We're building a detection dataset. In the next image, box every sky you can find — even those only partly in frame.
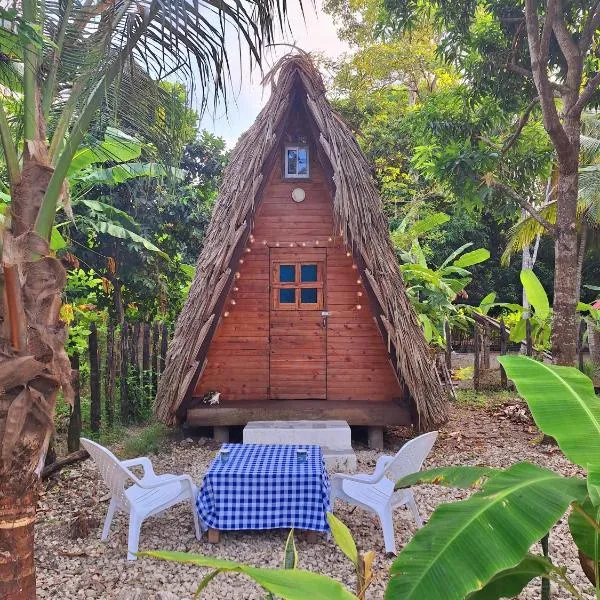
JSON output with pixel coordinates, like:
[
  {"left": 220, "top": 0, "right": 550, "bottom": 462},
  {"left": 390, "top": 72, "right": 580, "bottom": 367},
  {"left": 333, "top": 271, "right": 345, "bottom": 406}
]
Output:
[{"left": 197, "top": 1, "right": 350, "bottom": 148}]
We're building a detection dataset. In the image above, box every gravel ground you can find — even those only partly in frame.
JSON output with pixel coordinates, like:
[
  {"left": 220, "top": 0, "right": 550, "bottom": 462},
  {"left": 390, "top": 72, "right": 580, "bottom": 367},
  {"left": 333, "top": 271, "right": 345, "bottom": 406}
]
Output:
[{"left": 35, "top": 398, "right": 594, "bottom": 600}]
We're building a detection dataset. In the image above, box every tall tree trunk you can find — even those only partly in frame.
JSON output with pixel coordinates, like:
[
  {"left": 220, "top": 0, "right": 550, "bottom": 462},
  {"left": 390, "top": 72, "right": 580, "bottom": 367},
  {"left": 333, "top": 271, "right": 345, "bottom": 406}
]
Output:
[
  {"left": 0, "top": 488, "right": 37, "bottom": 598},
  {"left": 588, "top": 319, "right": 600, "bottom": 368},
  {"left": 1, "top": 150, "right": 72, "bottom": 598},
  {"left": 551, "top": 154, "right": 580, "bottom": 365}
]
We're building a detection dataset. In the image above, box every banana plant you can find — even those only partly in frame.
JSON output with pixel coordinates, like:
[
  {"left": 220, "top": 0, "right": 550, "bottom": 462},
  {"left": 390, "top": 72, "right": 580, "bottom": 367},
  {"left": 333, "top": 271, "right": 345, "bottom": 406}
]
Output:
[
  {"left": 139, "top": 513, "right": 373, "bottom": 599},
  {"left": 392, "top": 211, "right": 490, "bottom": 347},
  {"left": 386, "top": 355, "right": 600, "bottom": 600}
]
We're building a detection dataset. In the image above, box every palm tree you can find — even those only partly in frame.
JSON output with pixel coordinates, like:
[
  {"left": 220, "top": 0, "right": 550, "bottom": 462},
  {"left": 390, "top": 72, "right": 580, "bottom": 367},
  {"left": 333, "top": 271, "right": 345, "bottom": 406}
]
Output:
[
  {"left": 0, "top": 2, "right": 292, "bottom": 597},
  {"left": 502, "top": 112, "right": 600, "bottom": 366}
]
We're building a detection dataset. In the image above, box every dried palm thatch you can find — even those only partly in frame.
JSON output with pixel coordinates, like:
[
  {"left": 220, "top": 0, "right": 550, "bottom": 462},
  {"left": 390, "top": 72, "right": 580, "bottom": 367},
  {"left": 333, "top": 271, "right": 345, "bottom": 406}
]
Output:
[{"left": 155, "top": 53, "right": 449, "bottom": 430}]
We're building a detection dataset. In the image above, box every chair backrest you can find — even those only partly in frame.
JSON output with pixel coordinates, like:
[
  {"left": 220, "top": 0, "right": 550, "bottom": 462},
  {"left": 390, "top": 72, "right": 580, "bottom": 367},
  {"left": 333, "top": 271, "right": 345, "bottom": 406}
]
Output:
[
  {"left": 384, "top": 431, "right": 438, "bottom": 482},
  {"left": 81, "top": 438, "right": 136, "bottom": 509}
]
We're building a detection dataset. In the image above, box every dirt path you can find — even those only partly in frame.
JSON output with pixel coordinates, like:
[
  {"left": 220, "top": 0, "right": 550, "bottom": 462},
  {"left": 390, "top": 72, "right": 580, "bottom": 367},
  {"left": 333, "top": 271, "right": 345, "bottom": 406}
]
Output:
[{"left": 35, "top": 395, "right": 592, "bottom": 599}]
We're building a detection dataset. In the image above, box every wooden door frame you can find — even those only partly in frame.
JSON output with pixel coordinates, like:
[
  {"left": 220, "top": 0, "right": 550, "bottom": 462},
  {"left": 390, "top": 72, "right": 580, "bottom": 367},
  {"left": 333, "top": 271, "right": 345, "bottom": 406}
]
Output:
[{"left": 268, "top": 247, "right": 328, "bottom": 400}]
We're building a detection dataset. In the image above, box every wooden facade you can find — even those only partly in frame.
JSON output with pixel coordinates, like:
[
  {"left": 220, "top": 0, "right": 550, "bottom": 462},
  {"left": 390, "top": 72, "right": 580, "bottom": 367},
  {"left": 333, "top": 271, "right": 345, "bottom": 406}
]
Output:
[
  {"left": 192, "top": 120, "right": 406, "bottom": 422},
  {"left": 155, "top": 56, "right": 449, "bottom": 430}
]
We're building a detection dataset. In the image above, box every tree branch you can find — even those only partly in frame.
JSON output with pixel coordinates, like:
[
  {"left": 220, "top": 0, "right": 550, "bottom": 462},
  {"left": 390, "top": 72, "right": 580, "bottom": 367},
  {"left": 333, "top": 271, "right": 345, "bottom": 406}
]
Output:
[
  {"left": 579, "top": 2, "right": 600, "bottom": 53},
  {"left": 505, "top": 62, "right": 569, "bottom": 93},
  {"left": 489, "top": 181, "right": 556, "bottom": 235},
  {"left": 568, "top": 71, "right": 600, "bottom": 117},
  {"left": 524, "top": 0, "right": 573, "bottom": 162},
  {"left": 502, "top": 97, "right": 539, "bottom": 154}
]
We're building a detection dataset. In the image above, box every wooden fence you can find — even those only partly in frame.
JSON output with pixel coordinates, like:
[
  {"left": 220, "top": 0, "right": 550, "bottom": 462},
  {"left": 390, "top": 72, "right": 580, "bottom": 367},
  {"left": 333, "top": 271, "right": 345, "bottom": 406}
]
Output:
[{"left": 67, "top": 321, "right": 169, "bottom": 452}]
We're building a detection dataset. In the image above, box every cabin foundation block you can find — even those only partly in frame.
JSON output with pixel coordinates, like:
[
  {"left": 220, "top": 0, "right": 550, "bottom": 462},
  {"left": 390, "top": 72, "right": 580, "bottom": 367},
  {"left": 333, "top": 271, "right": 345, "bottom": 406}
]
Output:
[
  {"left": 368, "top": 427, "right": 384, "bottom": 450},
  {"left": 213, "top": 426, "right": 229, "bottom": 443}
]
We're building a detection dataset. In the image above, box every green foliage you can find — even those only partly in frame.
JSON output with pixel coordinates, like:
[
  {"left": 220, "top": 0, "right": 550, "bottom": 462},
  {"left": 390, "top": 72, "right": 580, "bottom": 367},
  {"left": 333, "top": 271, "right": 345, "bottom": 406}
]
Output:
[
  {"left": 385, "top": 356, "right": 600, "bottom": 599},
  {"left": 139, "top": 550, "right": 359, "bottom": 600},
  {"left": 121, "top": 423, "right": 168, "bottom": 459}
]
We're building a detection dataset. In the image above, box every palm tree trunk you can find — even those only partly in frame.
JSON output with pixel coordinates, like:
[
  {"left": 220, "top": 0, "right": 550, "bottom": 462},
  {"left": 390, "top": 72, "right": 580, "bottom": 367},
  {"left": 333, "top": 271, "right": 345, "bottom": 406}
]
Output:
[
  {"left": 0, "top": 488, "right": 37, "bottom": 599},
  {"left": 1, "top": 148, "right": 71, "bottom": 599}
]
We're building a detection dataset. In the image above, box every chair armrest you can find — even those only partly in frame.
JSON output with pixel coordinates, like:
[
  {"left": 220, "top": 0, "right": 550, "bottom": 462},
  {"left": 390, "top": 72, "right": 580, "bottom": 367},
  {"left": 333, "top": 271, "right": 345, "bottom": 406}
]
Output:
[
  {"left": 137, "top": 473, "right": 197, "bottom": 496},
  {"left": 121, "top": 457, "right": 156, "bottom": 478},
  {"left": 332, "top": 455, "right": 394, "bottom": 486}
]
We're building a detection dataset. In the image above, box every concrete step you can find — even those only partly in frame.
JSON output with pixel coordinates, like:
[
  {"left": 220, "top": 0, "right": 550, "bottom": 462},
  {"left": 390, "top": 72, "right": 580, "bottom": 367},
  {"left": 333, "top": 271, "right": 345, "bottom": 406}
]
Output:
[
  {"left": 322, "top": 448, "right": 357, "bottom": 473},
  {"left": 243, "top": 420, "right": 356, "bottom": 472},
  {"left": 243, "top": 420, "right": 351, "bottom": 451}
]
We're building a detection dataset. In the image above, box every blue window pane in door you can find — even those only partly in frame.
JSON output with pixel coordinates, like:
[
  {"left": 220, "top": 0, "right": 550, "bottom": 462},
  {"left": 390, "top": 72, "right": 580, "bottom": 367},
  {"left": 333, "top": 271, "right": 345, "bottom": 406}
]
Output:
[
  {"left": 279, "top": 264, "right": 295, "bottom": 282},
  {"left": 297, "top": 148, "right": 308, "bottom": 175},
  {"left": 300, "top": 288, "right": 317, "bottom": 304},
  {"left": 301, "top": 264, "right": 318, "bottom": 282},
  {"left": 280, "top": 288, "right": 296, "bottom": 304}
]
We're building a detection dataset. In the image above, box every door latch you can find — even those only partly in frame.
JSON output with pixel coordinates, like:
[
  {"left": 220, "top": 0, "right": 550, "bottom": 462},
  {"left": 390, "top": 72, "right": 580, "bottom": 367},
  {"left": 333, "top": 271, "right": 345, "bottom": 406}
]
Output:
[{"left": 321, "top": 311, "right": 329, "bottom": 328}]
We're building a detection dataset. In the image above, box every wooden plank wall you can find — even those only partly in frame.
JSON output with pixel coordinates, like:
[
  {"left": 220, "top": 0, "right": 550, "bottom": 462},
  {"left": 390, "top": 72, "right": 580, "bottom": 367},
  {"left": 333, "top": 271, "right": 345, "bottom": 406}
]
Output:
[{"left": 194, "top": 145, "right": 403, "bottom": 403}]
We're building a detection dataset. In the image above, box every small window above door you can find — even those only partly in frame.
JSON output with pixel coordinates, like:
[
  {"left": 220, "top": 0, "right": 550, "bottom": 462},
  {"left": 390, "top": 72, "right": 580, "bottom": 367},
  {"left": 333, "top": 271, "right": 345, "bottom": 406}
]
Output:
[{"left": 285, "top": 146, "right": 309, "bottom": 178}]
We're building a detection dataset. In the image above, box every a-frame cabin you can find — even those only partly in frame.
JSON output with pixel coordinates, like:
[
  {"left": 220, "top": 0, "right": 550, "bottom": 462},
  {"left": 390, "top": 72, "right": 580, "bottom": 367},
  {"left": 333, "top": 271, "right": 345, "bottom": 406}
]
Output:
[{"left": 155, "top": 55, "right": 448, "bottom": 432}]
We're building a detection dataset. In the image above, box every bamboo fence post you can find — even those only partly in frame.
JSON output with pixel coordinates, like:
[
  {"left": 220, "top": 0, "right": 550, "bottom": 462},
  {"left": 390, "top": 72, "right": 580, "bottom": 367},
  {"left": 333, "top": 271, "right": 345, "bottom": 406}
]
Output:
[
  {"left": 142, "top": 323, "right": 150, "bottom": 410},
  {"left": 160, "top": 322, "right": 168, "bottom": 374},
  {"left": 525, "top": 319, "right": 533, "bottom": 357},
  {"left": 499, "top": 318, "right": 508, "bottom": 389},
  {"left": 89, "top": 322, "right": 101, "bottom": 433},
  {"left": 473, "top": 323, "right": 480, "bottom": 391},
  {"left": 444, "top": 320, "right": 452, "bottom": 371},
  {"left": 130, "top": 322, "right": 140, "bottom": 419},
  {"left": 120, "top": 322, "right": 129, "bottom": 424},
  {"left": 482, "top": 322, "right": 490, "bottom": 370},
  {"left": 152, "top": 322, "right": 159, "bottom": 395},
  {"left": 67, "top": 354, "right": 81, "bottom": 453},
  {"left": 105, "top": 322, "right": 116, "bottom": 428},
  {"left": 577, "top": 318, "right": 586, "bottom": 372}
]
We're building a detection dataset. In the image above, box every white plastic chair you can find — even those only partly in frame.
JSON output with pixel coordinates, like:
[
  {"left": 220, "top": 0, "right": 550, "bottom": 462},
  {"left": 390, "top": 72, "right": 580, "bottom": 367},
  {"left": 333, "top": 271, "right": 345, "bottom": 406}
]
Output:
[
  {"left": 81, "top": 438, "right": 201, "bottom": 560},
  {"left": 330, "top": 431, "right": 438, "bottom": 555}
]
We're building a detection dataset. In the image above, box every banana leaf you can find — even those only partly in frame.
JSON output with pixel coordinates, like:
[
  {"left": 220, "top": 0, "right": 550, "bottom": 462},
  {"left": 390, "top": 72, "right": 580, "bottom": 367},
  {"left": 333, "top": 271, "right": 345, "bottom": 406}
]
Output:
[
  {"left": 498, "top": 355, "right": 600, "bottom": 469},
  {"left": 139, "top": 551, "right": 358, "bottom": 600},
  {"left": 568, "top": 498, "right": 600, "bottom": 566},
  {"left": 520, "top": 270, "right": 550, "bottom": 319},
  {"left": 466, "top": 554, "right": 558, "bottom": 600},
  {"left": 396, "top": 466, "right": 500, "bottom": 490},
  {"left": 386, "top": 463, "right": 587, "bottom": 600}
]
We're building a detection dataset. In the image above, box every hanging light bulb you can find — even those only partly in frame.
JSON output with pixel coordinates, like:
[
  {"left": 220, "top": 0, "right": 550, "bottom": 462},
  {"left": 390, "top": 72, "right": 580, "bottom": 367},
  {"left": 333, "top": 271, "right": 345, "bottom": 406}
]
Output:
[
  {"left": 346, "top": 251, "right": 351, "bottom": 257},
  {"left": 224, "top": 311, "right": 230, "bottom": 317},
  {"left": 235, "top": 272, "right": 241, "bottom": 279},
  {"left": 289, "top": 242, "right": 294, "bottom": 247},
  {"left": 239, "top": 258, "right": 244, "bottom": 264},
  {"left": 231, "top": 299, "right": 236, "bottom": 305},
  {"left": 262, "top": 240, "right": 267, "bottom": 245},
  {"left": 352, "top": 264, "right": 357, "bottom": 270},
  {"left": 315, "top": 240, "right": 320, "bottom": 245},
  {"left": 276, "top": 242, "right": 280, "bottom": 247},
  {"left": 246, "top": 247, "right": 251, "bottom": 253},
  {"left": 356, "top": 304, "right": 362, "bottom": 310},
  {"left": 233, "top": 287, "right": 239, "bottom": 292},
  {"left": 357, "top": 278, "right": 362, "bottom": 285},
  {"left": 357, "top": 291, "right": 363, "bottom": 297},
  {"left": 328, "top": 237, "right": 333, "bottom": 242}
]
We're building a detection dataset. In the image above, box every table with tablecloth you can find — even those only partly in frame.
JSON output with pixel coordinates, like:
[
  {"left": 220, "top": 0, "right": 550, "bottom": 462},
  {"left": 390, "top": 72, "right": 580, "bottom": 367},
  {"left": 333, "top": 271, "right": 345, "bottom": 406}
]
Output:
[{"left": 196, "top": 443, "right": 331, "bottom": 532}]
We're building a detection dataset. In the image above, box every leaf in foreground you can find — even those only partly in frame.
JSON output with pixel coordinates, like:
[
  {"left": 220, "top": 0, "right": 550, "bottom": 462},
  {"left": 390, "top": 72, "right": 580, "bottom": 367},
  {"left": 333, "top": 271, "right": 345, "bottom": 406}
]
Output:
[
  {"left": 499, "top": 355, "right": 600, "bottom": 469},
  {"left": 385, "top": 463, "right": 586, "bottom": 600},
  {"left": 139, "top": 551, "right": 358, "bottom": 600},
  {"left": 395, "top": 466, "right": 500, "bottom": 490},
  {"left": 466, "top": 554, "right": 557, "bottom": 600}
]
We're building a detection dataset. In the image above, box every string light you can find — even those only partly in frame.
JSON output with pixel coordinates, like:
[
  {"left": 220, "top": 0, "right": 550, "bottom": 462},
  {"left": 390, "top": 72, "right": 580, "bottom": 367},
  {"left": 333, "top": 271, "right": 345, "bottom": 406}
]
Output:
[
  {"left": 302, "top": 242, "right": 306, "bottom": 247},
  {"left": 246, "top": 247, "right": 251, "bottom": 253},
  {"left": 289, "top": 242, "right": 294, "bottom": 247},
  {"left": 328, "top": 237, "right": 333, "bottom": 242},
  {"left": 356, "top": 304, "right": 362, "bottom": 310},
  {"left": 262, "top": 240, "right": 267, "bottom": 245},
  {"left": 231, "top": 299, "right": 236, "bottom": 305},
  {"left": 352, "top": 264, "right": 357, "bottom": 270},
  {"left": 249, "top": 235, "right": 255, "bottom": 242},
  {"left": 357, "top": 291, "right": 363, "bottom": 297},
  {"left": 276, "top": 242, "right": 280, "bottom": 247},
  {"left": 233, "top": 287, "right": 239, "bottom": 292},
  {"left": 346, "top": 251, "right": 351, "bottom": 257},
  {"left": 239, "top": 258, "right": 244, "bottom": 264},
  {"left": 315, "top": 240, "right": 320, "bottom": 245},
  {"left": 357, "top": 278, "right": 362, "bottom": 285},
  {"left": 224, "top": 311, "right": 230, "bottom": 317},
  {"left": 235, "top": 272, "right": 241, "bottom": 279}
]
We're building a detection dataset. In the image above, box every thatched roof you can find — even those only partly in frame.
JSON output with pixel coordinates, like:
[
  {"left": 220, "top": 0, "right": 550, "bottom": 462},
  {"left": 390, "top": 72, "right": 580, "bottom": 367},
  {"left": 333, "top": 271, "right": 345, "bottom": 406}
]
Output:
[{"left": 155, "top": 54, "right": 449, "bottom": 429}]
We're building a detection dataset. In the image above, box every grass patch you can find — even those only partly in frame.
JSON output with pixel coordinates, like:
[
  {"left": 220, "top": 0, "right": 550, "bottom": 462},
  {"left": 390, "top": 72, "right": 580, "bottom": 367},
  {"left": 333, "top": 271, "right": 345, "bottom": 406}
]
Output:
[
  {"left": 121, "top": 422, "right": 168, "bottom": 458},
  {"left": 455, "top": 389, "right": 516, "bottom": 408}
]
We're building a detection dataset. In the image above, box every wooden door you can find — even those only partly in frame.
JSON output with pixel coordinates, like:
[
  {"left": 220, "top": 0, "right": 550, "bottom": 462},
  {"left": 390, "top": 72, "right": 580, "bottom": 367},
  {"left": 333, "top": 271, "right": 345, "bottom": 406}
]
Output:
[{"left": 269, "top": 249, "right": 327, "bottom": 399}]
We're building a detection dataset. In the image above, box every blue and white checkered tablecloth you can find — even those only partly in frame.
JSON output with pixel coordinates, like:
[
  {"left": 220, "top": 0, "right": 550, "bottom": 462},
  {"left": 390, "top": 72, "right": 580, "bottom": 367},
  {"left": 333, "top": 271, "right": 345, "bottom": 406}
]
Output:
[{"left": 196, "top": 444, "right": 331, "bottom": 532}]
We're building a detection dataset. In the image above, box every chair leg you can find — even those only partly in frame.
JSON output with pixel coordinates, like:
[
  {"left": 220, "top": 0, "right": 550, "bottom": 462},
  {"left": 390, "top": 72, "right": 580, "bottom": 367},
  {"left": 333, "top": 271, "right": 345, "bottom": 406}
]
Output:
[
  {"left": 127, "top": 512, "right": 143, "bottom": 560},
  {"left": 377, "top": 507, "right": 397, "bottom": 555},
  {"left": 407, "top": 492, "right": 424, "bottom": 529},
  {"left": 190, "top": 498, "right": 201, "bottom": 541},
  {"left": 101, "top": 498, "right": 117, "bottom": 541}
]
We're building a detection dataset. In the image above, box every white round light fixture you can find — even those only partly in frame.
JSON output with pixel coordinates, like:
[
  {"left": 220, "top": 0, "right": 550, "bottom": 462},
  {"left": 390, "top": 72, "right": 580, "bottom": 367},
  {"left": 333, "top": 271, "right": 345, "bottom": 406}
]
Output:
[{"left": 291, "top": 187, "right": 306, "bottom": 203}]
